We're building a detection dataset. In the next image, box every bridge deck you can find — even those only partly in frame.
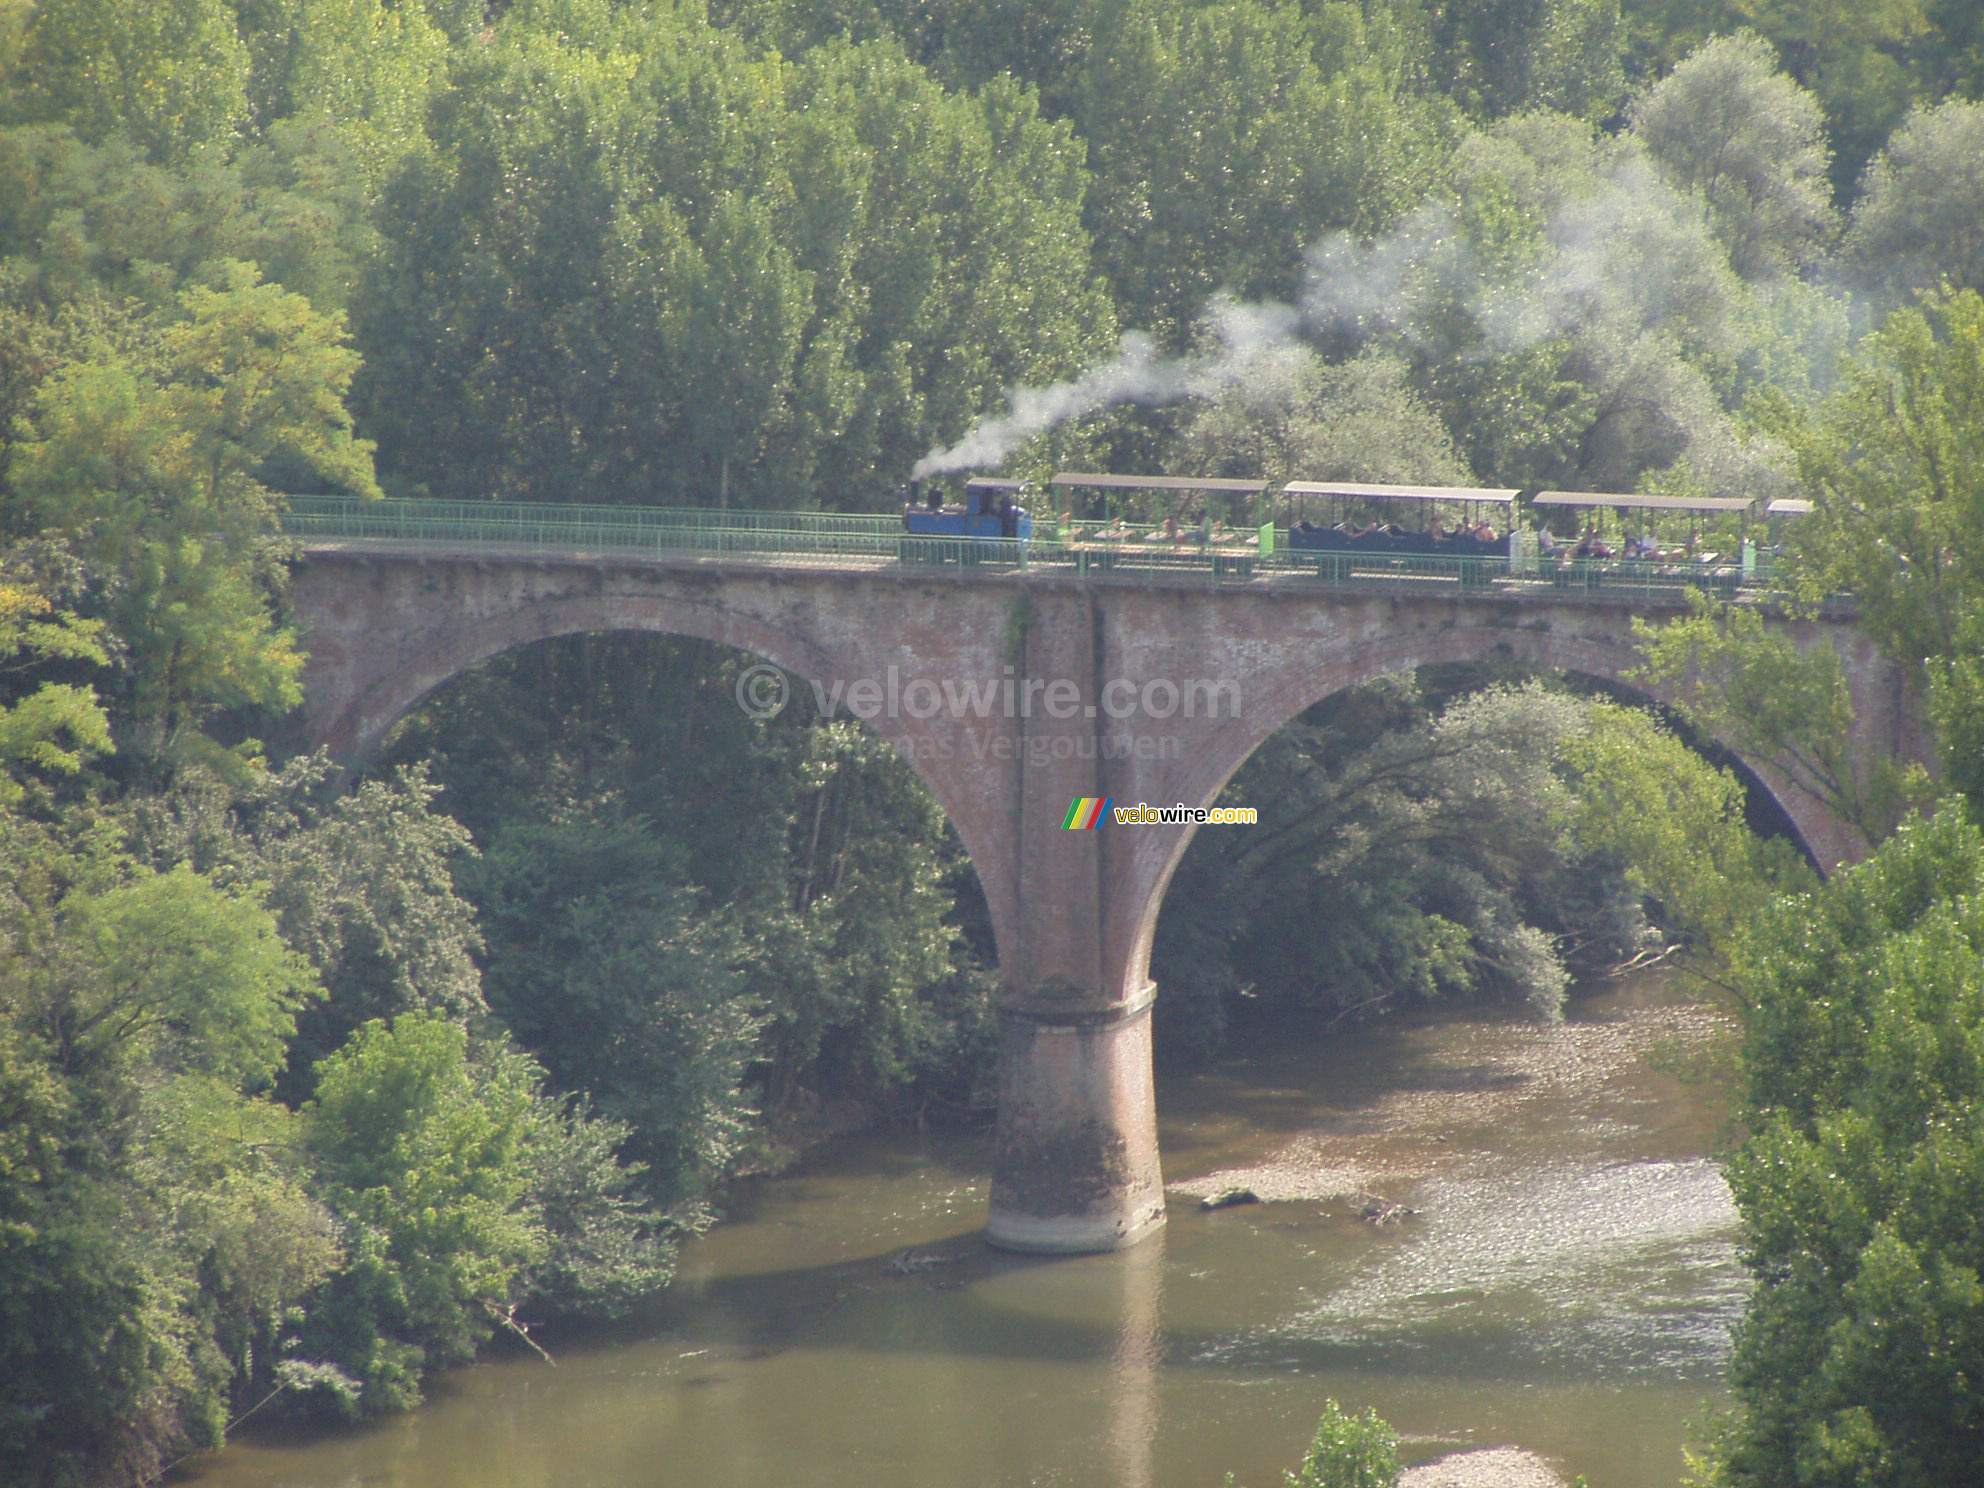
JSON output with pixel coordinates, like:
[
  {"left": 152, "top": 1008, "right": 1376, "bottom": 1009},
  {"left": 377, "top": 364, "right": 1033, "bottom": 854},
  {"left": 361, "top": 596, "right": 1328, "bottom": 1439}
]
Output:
[{"left": 285, "top": 496, "right": 1817, "bottom": 611}]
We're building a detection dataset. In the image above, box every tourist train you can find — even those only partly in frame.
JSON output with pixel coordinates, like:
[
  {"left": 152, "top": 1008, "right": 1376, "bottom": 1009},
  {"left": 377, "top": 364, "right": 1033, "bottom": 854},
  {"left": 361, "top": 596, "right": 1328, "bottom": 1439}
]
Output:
[{"left": 898, "top": 471, "right": 1795, "bottom": 591}]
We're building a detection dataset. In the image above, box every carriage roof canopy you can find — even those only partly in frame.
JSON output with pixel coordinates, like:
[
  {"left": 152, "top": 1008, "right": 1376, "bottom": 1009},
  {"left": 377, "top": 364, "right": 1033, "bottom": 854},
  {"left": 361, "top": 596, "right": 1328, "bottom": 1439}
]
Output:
[
  {"left": 1282, "top": 481, "right": 1519, "bottom": 505},
  {"left": 1533, "top": 490, "right": 1755, "bottom": 513},
  {"left": 1051, "top": 472, "right": 1270, "bottom": 493},
  {"left": 1765, "top": 498, "right": 1814, "bottom": 515}
]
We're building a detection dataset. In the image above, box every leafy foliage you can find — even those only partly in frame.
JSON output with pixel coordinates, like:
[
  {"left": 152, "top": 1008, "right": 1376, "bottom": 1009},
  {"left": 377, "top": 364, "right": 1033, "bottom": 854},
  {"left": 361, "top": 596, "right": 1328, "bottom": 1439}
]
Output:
[
  {"left": 1226, "top": 1397, "right": 1400, "bottom": 1488},
  {"left": 1631, "top": 588, "right": 1927, "bottom": 852},
  {"left": 1710, "top": 810, "right": 1984, "bottom": 1486},
  {"left": 299, "top": 1013, "right": 546, "bottom": 1413},
  {"left": 1842, "top": 99, "right": 1984, "bottom": 306},
  {"left": 1766, "top": 289, "right": 1984, "bottom": 817},
  {"left": 1628, "top": 31, "right": 1836, "bottom": 280},
  {"left": 1285, "top": 1398, "right": 1401, "bottom": 1488},
  {"left": 1559, "top": 697, "right": 1815, "bottom": 956},
  {"left": 1155, "top": 676, "right": 1652, "bottom": 1056},
  {"left": 467, "top": 813, "right": 758, "bottom": 1205}
]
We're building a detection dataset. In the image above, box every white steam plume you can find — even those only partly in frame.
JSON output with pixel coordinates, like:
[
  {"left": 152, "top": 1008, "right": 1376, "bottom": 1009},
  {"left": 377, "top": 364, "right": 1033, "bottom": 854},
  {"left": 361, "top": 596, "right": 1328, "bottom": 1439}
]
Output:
[
  {"left": 910, "top": 301, "right": 1299, "bottom": 478},
  {"left": 916, "top": 142, "right": 1820, "bottom": 498}
]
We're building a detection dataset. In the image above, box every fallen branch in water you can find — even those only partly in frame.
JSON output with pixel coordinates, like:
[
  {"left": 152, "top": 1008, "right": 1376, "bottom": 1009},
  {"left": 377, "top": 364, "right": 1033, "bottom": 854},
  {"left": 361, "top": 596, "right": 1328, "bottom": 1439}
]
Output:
[
  {"left": 1603, "top": 943, "right": 1682, "bottom": 977},
  {"left": 485, "top": 1300, "right": 557, "bottom": 1366}
]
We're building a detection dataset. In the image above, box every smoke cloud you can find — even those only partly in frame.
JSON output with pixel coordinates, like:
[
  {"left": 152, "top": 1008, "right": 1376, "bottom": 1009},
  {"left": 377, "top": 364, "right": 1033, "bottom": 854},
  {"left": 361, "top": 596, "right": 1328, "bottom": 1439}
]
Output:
[
  {"left": 911, "top": 301, "right": 1301, "bottom": 478},
  {"left": 916, "top": 141, "right": 1817, "bottom": 498}
]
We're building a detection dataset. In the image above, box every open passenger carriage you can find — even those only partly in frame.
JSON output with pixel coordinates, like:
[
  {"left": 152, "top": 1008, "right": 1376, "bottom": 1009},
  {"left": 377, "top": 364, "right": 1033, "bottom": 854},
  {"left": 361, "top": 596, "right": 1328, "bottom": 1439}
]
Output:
[
  {"left": 1048, "top": 473, "right": 1272, "bottom": 577},
  {"left": 1283, "top": 481, "right": 1521, "bottom": 585},
  {"left": 1530, "top": 491, "right": 1757, "bottom": 595}
]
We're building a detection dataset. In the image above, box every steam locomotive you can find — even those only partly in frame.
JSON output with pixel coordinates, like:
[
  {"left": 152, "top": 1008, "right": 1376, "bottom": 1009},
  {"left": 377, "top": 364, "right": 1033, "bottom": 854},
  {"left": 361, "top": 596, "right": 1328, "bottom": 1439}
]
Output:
[{"left": 902, "top": 477, "right": 1034, "bottom": 541}]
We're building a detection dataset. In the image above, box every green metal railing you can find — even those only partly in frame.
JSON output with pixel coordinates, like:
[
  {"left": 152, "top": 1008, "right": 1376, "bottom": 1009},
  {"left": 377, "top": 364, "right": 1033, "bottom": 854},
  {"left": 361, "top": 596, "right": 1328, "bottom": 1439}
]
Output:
[{"left": 279, "top": 496, "right": 1789, "bottom": 604}]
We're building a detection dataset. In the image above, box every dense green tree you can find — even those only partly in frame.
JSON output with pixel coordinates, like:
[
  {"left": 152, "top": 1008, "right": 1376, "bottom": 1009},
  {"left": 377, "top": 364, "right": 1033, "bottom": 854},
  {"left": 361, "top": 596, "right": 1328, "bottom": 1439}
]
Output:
[
  {"left": 1617, "top": 0, "right": 1934, "bottom": 194},
  {"left": 297, "top": 1012, "right": 546, "bottom": 1415},
  {"left": 1285, "top": 1397, "right": 1401, "bottom": 1488},
  {"left": 467, "top": 813, "right": 758, "bottom": 1204},
  {"left": 136, "top": 757, "right": 489, "bottom": 1079},
  {"left": 1913, "top": 0, "right": 1984, "bottom": 100},
  {"left": 0, "top": 563, "right": 110, "bottom": 801},
  {"left": 0, "top": 819, "right": 334, "bottom": 1484},
  {"left": 1628, "top": 31, "right": 1835, "bottom": 279},
  {"left": 1630, "top": 589, "right": 1925, "bottom": 852},
  {"left": 1762, "top": 289, "right": 1984, "bottom": 813},
  {"left": 1171, "top": 344, "right": 1475, "bottom": 487},
  {"left": 1155, "top": 677, "right": 1642, "bottom": 1055},
  {"left": 357, "top": 12, "right": 1110, "bottom": 509},
  {"left": 8, "top": 265, "right": 375, "bottom": 763},
  {"left": 395, "top": 633, "right": 974, "bottom": 1132},
  {"left": 1708, "top": 809, "right": 1984, "bottom": 1486},
  {"left": 1074, "top": 0, "right": 1448, "bottom": 341},
  {"left": 1410, "top": 0, "right": 1628, "bottom": 120},
  {"left": 44, "top": 863, "right": 319, "bottom": 1085},
  {"left": 0, "top": 121, "right": 377, "bottom": 317},
  {"left": 1560, "top": 696, "right": 1815, "bottom": 958},
  {"left": 1841, "top": 100, "right": 1984, "bottom": 306},
  {"left": 3, "top": 0, "right": 250, "bottom": 161},
  {"left": 231, "top": 0, "right": 445, "bottom": 172},
  {"left": 745, "top": 720, "right": 961, "bottom": 1106}
]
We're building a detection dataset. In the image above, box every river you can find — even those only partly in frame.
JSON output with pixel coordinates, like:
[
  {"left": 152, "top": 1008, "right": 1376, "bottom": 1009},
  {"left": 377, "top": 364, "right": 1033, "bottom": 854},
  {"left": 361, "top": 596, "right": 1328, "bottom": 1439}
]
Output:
[{"left": 182, "top": 973, "right": 1741, "bottom": 1488}]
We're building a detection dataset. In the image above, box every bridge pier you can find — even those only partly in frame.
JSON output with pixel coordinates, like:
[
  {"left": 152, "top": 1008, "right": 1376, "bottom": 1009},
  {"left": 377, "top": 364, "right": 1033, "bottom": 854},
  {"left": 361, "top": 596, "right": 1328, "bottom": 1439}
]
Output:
[
  {"left": 985, "top": 588, "right": 1167, "bottom": 1250},
  {"left": 988, "top": 991, "right": 1165, "bottom": 1251}
]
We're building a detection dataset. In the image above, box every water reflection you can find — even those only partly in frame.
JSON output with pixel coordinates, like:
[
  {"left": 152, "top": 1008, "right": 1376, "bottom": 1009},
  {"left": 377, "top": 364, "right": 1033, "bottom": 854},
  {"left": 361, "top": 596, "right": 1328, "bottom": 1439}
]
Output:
[{"left": 1106, "top": 1233, "right": 1165, "bottom": 1488}]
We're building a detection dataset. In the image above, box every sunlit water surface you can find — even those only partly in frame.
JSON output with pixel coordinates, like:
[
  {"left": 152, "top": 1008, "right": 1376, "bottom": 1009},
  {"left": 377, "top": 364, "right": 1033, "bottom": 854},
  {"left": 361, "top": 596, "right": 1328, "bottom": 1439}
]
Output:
[{"left": 182, "top": 975, "right": 1739, "bottom": 1488}]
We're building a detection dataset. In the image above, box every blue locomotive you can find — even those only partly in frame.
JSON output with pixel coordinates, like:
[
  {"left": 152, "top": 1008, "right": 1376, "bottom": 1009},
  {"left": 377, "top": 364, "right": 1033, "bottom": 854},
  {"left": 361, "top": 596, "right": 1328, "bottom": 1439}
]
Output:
[{"left": 902, "top": 477, "right": 1034, "bottom": 542}]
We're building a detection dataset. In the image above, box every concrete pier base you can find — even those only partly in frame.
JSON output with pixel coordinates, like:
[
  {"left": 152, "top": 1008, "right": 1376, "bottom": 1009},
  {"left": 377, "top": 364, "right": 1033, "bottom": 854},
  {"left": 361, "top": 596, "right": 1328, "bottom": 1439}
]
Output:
[{"left": 986, "top": 987, "right": 1166, "bottom": 1253}]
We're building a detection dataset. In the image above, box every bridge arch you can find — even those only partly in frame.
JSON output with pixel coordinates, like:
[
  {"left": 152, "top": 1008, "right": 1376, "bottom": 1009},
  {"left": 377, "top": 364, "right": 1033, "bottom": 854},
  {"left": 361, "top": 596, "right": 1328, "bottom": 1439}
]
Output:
[
  {"left": 1099, "top": 611, "right": 1857, "bottom": 1045},
  {"left": 290, "top": 559, "right": 1031, "bottom": 949}
]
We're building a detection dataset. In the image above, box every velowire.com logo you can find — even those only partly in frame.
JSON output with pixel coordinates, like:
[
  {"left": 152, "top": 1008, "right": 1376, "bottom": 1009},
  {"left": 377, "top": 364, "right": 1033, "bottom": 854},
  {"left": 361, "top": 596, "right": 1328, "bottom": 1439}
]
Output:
[
  {"left": 1063, "top": 797, "right": 1113, "bottom": 829},
  {"left": 1064, "top": 798, "right": 1256, "bottom": 828}
]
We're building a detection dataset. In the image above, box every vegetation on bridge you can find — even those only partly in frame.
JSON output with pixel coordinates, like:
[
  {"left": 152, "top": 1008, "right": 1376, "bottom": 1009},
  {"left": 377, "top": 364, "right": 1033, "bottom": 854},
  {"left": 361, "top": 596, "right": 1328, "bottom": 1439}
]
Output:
[{"left": 1, "top": 0, "right": 1984, "bottom": 1483}]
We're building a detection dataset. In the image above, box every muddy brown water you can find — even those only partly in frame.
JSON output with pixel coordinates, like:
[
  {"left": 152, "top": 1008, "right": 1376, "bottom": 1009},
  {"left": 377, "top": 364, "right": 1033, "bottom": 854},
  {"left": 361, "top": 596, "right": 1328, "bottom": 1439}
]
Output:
[{"left": 182, "top": 974, "right": 1740, "bottom": 1488}]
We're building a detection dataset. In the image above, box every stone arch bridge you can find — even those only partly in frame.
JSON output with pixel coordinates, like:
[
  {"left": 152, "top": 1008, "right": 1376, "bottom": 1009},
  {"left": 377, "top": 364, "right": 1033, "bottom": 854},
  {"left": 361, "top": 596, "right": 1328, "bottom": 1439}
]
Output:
[{"left": 288, "top": 529, "right": 1915, "bottom": 1255}]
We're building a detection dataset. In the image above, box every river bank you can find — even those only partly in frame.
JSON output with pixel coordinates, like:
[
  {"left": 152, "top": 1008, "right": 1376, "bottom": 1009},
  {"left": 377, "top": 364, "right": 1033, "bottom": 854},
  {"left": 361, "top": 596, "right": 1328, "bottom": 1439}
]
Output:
[{"left": 182, "top": 973, "right": 1738, "bottom": 1488}]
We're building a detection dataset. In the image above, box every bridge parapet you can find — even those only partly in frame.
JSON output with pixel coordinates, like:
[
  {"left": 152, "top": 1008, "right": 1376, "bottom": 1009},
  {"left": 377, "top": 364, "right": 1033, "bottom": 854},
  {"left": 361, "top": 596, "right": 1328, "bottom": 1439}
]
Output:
[{"left": 281, "top": 495, "right": 1825, "bottom": 608}]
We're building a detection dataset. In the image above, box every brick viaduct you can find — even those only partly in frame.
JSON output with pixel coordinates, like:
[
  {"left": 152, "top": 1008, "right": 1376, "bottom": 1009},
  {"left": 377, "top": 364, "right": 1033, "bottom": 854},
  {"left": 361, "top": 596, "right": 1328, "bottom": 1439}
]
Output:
[{"left": 289, "top": 545, "right": 1919, "bottom": 1254}]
